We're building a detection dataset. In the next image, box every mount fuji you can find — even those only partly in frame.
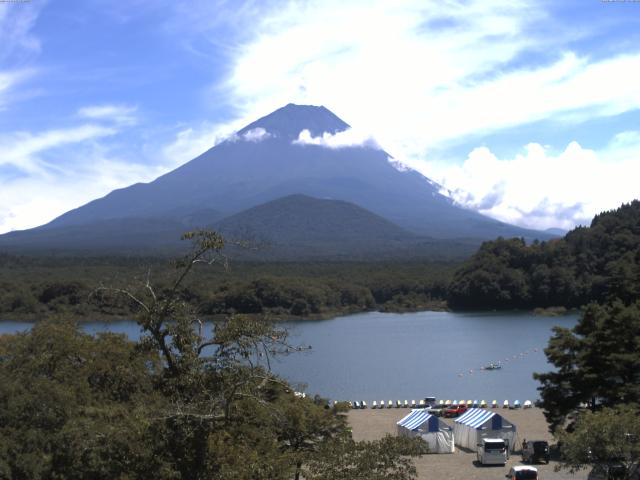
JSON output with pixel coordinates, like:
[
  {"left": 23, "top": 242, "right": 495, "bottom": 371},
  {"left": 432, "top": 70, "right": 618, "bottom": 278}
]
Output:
[{"left": 0, "top": 104, "right": 551, "bottom": 257}]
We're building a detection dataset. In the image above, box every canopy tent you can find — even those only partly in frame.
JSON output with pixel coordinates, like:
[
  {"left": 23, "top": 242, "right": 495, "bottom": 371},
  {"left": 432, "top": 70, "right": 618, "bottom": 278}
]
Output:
[
  {"left": 453, "top": 408, "right": 516, "bottom": 452},
  {"left": 397, "top": 410, "right": 455, "bottom": 453}
]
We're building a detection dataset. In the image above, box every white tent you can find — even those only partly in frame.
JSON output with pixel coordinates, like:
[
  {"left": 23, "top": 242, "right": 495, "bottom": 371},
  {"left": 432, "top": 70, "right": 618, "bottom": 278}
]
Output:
[
  {"left": 453, "top": 408, "right": 516, "bottom": 452},
  {"left": 397, "top": 410, "right": 455, "bottom": 453}
]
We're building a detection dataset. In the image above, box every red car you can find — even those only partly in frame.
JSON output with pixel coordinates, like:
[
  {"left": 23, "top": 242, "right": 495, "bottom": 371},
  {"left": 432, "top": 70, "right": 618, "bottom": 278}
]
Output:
[{"left": 443, "top": 404, "right": 468, "bottom": 417}]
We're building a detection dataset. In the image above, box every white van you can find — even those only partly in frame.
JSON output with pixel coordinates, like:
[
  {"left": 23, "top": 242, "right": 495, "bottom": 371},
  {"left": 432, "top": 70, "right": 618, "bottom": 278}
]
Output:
[{"left": 477, "top": 438, "right": 508, "bottom": 465}]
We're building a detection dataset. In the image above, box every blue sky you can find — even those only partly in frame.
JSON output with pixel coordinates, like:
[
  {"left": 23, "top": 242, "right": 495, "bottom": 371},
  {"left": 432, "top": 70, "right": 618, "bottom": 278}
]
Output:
[{"left": 1, "top": 0, "right": 639, "bottom": 233}]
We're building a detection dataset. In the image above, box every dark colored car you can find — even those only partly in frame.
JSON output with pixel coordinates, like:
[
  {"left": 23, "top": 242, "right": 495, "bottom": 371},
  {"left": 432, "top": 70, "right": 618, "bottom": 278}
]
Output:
[
  {"left": 443, "top": 404, "right": 467, "bottom": 417},
  {"left": 424, "top": 396, "right": 437, "bottom": 407},
  {"left": 522, "top": 440, "right": 550, "bottom": 464}
]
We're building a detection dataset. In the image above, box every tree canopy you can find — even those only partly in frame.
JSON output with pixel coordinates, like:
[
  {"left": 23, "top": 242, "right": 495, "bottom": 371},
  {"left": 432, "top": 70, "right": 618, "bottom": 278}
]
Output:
[
  {"left": 556, "top": 406, "right": 640, "bottom": 480},
  {"left": 448, "top": 201, "right": 640, "bottom": 310},
  {"left": 534, "top": 300, "right": 640, "bottom": 432}
]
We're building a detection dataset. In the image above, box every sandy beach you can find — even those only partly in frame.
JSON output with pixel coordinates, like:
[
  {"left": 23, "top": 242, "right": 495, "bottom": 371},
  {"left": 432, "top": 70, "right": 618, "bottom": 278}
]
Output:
[{"left": 348, "top": 407, "right": 589, "bottom": 480}]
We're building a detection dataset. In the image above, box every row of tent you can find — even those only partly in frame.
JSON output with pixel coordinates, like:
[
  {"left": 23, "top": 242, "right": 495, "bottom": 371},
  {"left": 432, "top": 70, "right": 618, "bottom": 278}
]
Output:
[{"left": 397, "top": 408, "right": 517, "bottom": 454}]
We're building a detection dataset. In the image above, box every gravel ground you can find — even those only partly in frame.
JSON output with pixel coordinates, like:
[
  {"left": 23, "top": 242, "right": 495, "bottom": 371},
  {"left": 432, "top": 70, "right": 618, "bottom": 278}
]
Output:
[{"left": 347, "top": 407, "right": 590, "bottom": 480}]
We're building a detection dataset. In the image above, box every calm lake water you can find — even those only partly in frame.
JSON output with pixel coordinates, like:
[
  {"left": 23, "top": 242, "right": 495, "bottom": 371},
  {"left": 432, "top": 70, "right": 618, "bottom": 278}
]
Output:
[{"left": 0, "top": 310, "right": 578, "bottom": 403}]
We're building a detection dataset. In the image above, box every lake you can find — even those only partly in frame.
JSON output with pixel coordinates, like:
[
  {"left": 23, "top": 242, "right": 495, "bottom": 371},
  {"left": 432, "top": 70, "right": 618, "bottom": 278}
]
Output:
[{"left": 0, "top": 310, "right": 578, "bottom": 404}]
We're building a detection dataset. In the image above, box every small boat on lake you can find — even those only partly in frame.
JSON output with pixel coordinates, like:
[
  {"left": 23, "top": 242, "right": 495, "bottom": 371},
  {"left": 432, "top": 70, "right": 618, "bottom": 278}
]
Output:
[{"left": 484, "top": 362, "right": 502, "bottom": 370}]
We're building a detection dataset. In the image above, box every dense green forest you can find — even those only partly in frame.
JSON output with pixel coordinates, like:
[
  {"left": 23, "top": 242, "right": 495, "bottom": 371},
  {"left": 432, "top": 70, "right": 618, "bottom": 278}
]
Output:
[
  {"left": 448, "top": 201, "right": 640, "bottom": 310},
  {"left": 0, "top": 254, "right": 454, "bottom": 321},
  {"left": 2, "top": 201, "right": 639, "bottom": 320}
]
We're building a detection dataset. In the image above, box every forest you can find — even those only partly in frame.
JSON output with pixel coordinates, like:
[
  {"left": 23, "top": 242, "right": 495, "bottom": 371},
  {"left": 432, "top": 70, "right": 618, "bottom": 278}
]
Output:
[
  {"left": 1, "top": 201, "right": 639, "bottom": 321},
  {"left": 448, "top": 201, "right": 640, "bottom": 310},
  {"left": 0, "top": 255, "right": 454, "bottom": 321}
]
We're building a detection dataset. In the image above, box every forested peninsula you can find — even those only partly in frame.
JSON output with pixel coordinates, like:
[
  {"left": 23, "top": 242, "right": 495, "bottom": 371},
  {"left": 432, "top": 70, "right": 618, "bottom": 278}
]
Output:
[{"left": 448, "top": 200, "right": 640, "bottom": 310}]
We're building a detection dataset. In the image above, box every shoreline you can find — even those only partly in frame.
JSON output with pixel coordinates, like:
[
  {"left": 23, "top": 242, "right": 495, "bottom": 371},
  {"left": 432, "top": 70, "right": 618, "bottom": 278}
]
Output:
[{"left": 0, "top": 302, "right": 579, "bottom": 324}]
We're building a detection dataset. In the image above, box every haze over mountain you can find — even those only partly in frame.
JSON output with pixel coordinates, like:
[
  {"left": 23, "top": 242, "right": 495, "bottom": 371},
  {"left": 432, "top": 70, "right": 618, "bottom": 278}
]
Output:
[{"left": 0, "top": 104, "right": 552, "bottom": 257}]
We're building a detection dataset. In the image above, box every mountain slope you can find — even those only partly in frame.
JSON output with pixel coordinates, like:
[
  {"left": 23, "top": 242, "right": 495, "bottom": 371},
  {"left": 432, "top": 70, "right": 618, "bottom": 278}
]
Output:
[
  {"left": 0, "top": 103, "right": 552, "bottom": 256},
  {"left": 214, "top": 194, "right": 476, "bottom": 260}
]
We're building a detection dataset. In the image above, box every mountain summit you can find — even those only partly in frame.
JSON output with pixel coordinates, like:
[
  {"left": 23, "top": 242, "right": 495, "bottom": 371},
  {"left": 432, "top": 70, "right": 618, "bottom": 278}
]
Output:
[
  {"left": 238, "top": 103, "right": 349, "bottom": 140},
  {"left": 0, "top": 104, "right": 551, "bottom": 256}
]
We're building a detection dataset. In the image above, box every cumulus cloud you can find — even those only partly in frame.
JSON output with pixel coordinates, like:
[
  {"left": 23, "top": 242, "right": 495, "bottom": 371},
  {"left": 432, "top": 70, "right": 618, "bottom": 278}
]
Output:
[
  {"left": 422, "top": 135, "right": 640, "bottom": 231},
  {"left": 292, "top": 128, "right": 379, "bottom": 149}
]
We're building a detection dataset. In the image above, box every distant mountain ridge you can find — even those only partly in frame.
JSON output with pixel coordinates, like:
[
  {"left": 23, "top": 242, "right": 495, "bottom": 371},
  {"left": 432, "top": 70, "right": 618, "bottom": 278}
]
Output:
[{"left": 0, "top": 104, "right": 553, "bottom": 258}]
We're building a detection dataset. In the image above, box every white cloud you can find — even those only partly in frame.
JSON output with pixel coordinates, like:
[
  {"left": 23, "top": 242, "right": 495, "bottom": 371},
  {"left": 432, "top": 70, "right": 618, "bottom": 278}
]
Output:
[
  {"left": 0, "top": 1, "right": 43, "bottom": 62},
  {"left": 0, "top": 156, "right": 162, "bottom": 234},
  {"left": 0, "top": 124, "right": 117, "bottom": 175},
  {"left": 0, "top": 68, "right": 37, "bottom": 110},
  {"left": 241, "top": 127, "right": 271, "bottom": 142},
  {"left": 0, "top": 123, "right": 166, "bottom": 234},
  {"left": 0, "top": 2, "right": 44, "bottom": 109},
  {"left": 77, "top": 104, "right": 138, "bottom": 126},
  {"left": 214, "top": 1, "right": 640, "bottom": 165},
  {"left": 161, "top": 121, "right": 239, "bottom": 167},
  {"left": 421, "top": 135, "right": 640, "bottom": 231},
  {"left": 293, "top": 128, "right": 380, "bottom": 149}
]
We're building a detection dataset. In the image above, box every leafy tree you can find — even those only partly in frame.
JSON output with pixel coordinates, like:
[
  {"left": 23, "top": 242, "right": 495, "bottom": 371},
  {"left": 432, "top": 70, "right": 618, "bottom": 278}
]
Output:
[
  {"left": 0, "top": 318, "right": 164, "bottom": 479},
  {"left": 556, "top": 406, "right": 640, "bottom": 480},
  {"left": 534, "top": 300, "right": 640, "bottom": 432},
  {"left": 304, "top": 433, "right": 427, "bottom": 480}
]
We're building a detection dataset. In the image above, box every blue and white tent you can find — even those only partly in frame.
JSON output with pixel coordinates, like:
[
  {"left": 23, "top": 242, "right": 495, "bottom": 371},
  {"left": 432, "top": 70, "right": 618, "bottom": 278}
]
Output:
[
  {"left": 453, "top": 408, "right": 516, "bottom": 452},
  {"left": 397, "top": 410, "right": 454, "bottom": 453}
]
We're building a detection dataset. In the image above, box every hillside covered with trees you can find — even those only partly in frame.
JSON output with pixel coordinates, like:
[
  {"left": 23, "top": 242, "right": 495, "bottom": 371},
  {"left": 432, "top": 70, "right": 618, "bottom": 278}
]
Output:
[{"left": 448, "top": 201, "right": 640, "bottom": 310}]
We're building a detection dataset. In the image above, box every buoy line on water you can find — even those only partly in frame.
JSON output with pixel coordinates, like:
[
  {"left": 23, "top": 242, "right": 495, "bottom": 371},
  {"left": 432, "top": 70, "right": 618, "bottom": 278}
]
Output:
[{"left": 456, "top": 347, "right": 541, "bottom": 378}]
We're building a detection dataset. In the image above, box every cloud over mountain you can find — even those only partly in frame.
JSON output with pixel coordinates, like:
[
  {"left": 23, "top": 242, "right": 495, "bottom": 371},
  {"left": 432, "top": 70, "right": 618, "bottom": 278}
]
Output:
[{"left": 427, "top": 138, "right": 640, "bottom": 230}]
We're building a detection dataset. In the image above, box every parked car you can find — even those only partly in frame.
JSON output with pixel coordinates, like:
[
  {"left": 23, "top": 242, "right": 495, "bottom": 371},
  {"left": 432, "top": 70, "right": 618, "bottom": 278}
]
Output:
[
  {"left": 506, "top": 466, "right": 538, "bottom": 480},
  {"left": 424, "top": 396, "right": 437, "bottom": 407},
  {"left": 443, "top": 404, "right": 467, "bottom": 417},
  {"left": 477, "top": 438, "right": 508, "bottom": 465},
  {"left": 426, "top": 404, "right": 448, "bottom": 416},
  {"left": 522, "top": 440, "right": 550, "bottom": 464}
]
